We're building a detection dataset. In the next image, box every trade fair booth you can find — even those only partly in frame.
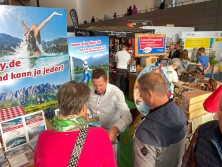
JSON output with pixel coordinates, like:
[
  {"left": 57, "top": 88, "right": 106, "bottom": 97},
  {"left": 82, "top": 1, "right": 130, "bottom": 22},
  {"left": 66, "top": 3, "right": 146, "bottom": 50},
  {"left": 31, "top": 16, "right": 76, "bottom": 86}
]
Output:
[{"left": 0, "top": 4, "right": 221, "bottom": 167}]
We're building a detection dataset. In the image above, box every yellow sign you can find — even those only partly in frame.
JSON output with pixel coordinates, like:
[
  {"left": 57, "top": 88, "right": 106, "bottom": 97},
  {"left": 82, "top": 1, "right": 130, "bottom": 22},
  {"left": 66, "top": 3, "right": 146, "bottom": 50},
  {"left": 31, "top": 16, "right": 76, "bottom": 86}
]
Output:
[
  {"left": 184, "top": 38, "right": 210, "bottom": 49},
  {"left": 215, "top": 38, "right": 222, "bottom": 42}
]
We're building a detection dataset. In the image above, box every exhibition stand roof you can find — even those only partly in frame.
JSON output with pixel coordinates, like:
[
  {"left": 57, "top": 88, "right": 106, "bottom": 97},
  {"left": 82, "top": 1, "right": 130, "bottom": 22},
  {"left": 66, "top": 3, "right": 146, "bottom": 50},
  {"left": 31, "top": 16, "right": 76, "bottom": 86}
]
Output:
[{"left": 68, "top": 26, "right": 155, "bottom": 39}]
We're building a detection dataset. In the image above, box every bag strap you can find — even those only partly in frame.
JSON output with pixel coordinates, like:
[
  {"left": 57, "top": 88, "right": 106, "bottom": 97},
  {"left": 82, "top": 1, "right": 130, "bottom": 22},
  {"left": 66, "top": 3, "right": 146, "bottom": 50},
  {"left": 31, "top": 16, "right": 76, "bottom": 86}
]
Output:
[
  {"left": 182, "top": 62, "right": 186, "bottom": 70},
  {"left": 68, "top": 128, "right": 88, "bottom": 167}
]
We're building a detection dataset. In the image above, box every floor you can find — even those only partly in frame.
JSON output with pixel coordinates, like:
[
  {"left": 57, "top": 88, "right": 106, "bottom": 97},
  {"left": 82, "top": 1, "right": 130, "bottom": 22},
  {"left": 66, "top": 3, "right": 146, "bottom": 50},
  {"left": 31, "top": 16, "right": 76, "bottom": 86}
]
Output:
[{"left": 118, "top": 94, "right": 137, "bottom": 167}]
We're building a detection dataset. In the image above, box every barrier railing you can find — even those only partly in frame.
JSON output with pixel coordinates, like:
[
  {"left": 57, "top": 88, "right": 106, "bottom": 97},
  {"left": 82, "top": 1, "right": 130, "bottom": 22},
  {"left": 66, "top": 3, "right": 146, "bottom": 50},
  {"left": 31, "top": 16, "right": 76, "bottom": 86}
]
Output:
[{"left": 72, "top": 0, "right": 211, "bottom": 26}]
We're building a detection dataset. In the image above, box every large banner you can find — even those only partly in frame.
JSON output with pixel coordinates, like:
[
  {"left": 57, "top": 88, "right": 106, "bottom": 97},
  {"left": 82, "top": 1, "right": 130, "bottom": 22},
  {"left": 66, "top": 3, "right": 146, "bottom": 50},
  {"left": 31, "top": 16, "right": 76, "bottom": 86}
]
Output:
[
  {"left": 180, "top": 31, "right": 222, "bottom": 61},
  {"left": 68, "top": 37, "right": 109, "bottom": 85},
  {"left": 135, "top": 34, "right": 166, "bottom": 57},
  {"left": 0, "top": 6, "right": 70, "bottom": 111}
]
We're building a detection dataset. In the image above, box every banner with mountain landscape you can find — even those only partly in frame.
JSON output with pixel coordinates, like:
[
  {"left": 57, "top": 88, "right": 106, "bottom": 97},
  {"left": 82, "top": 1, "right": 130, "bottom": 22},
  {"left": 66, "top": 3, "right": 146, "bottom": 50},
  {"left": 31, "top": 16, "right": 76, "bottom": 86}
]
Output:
[
  {"left": 68, "top": 37, "right": 109, "bottom": 85},
  {"left": 0, "top": 6, "right": 70, "bottom": 111}
]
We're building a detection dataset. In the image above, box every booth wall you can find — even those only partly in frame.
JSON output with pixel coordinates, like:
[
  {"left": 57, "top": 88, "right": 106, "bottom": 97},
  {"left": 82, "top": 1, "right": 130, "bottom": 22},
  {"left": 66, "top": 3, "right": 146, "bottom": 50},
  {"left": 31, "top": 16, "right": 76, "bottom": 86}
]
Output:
[{"left": 78, "top": 0, "right": 222, "bottom": 31}]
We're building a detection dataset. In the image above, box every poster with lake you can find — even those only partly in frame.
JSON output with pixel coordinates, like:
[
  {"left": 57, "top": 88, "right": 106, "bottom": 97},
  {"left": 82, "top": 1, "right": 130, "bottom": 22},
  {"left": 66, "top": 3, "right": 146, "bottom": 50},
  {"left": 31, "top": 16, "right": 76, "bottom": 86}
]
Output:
[
  {"left": 0, "top": 6, "right": 70, "bottom": 111},
  {"left": 68, "top": 37, "right": 109, "bottom": 85}
]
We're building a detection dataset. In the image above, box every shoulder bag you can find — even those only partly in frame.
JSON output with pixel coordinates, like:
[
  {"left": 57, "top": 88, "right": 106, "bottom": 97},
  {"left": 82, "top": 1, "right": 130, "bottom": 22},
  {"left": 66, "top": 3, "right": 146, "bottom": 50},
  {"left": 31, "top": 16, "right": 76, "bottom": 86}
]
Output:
[{"left": 68, "top": 128, "right": 88, "bottom": 167}]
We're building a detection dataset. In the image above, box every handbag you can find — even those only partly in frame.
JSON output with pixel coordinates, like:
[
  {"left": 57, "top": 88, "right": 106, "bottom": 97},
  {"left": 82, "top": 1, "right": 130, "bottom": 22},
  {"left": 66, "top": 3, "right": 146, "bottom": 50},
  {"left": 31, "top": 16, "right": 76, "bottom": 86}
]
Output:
[{"left": 68, "top": 128, "right": 88, "bottom": 167}]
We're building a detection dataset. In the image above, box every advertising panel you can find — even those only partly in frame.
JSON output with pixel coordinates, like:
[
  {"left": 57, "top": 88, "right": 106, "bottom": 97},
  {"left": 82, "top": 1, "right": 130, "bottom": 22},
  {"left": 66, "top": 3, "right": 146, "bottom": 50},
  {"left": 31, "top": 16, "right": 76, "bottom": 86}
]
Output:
[
  {"left": 0, "top": 6, "right": 70, "bottom": 111},
  {"left": 68, "top": 37, "right": 109, "bottom": 85},
  {"left": 180, "top": 31, "right": 222, "bottom": 61},
  {"left": 135, "top": 34, "right": 166, "bottom": 57}
]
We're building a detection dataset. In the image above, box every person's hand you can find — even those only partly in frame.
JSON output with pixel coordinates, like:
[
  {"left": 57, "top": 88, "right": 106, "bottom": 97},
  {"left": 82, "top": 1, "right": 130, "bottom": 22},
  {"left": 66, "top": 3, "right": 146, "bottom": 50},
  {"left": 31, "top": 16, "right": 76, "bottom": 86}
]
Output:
[
  {"left": 204, "top": 70, "right": 207, "bottom": 74},
  {"left": 20, "top": 20, "right": 24, "bottom": 23},
  {"left": 53, "top": 12, "right": 62, "bottom": 16},
  {"left": 108, "top": 126, "right": 119, "bottom": 142}
]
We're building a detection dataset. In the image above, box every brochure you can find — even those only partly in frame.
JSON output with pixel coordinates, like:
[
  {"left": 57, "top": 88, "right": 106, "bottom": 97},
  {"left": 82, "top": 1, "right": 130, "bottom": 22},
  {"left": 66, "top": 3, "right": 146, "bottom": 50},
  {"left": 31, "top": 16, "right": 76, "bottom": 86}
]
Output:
[
  {"left": 0, "top": 148, "right": 8, "bottom": 167},
  {"left": 88, "top": 116, "right": 101, "bottom": 127},
  {"left": 0, "top": 117, "right": 27, "bottom": 151},
  {"left": 28, "top": 140, "right": 37, "bottom": 151},
  {"left": 5, "top": 144, "right": 33, "bottom": 167},
  {"left": 0, "top": 158, "right": 9, "bottom": 167},
  {"left": 0, "top": 110, "right": 46, "bottom": 152},
  {"left": 24, "top": 111, "right": 46, "bottom": 142}
]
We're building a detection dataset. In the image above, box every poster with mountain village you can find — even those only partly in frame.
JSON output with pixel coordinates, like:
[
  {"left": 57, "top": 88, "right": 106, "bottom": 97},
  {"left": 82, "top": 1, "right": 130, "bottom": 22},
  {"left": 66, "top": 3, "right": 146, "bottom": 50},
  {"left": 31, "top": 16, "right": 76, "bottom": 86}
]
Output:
[
  {"left": 0, "top": 6, "right": 70, "bottom": 111},
  {"left": 68, "top": 37, "right": 109, "bottom": 86}
]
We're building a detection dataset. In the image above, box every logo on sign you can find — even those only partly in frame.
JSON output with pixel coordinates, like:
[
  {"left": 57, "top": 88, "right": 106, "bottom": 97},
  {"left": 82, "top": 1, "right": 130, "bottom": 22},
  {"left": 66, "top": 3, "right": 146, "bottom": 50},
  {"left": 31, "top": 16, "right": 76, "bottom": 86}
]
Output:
[{"left": 143, "top": 47, "right": 152, "bottom": 53}]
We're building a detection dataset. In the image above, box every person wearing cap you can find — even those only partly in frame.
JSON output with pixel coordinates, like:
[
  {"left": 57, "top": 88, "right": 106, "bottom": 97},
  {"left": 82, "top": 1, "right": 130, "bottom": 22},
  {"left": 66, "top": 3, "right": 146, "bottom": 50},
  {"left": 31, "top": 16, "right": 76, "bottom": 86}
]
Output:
[
  {"left": 182, "top": 85, "right": 222, "bottom": 167},
  {"left": 81, "top": 61, "right": 91, "bottom": 85},
  {"left": 160, "top": 58, "right": 184, "bottom": 98}
]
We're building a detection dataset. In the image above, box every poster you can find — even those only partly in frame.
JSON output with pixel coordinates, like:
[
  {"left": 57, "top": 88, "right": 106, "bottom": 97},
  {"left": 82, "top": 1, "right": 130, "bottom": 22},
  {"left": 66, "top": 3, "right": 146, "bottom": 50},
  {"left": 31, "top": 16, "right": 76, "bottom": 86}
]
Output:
[
  {"left": 135, "top": 34, "right": 166, "bottom": 57},
  {"left": 0, "top": 6, "right": 70, "bottom": 111},
  {"left": 179, "top": 31, "right": 222, "bottom": 61},
  {"left": 68, "top": 37, "right": 109, "bottom": 85},
  {"left": 0, "top": 110, "right": 46, "bottom": 151},
  {"left": 24, "top": 110, "right": 46, "bottom": 142}
]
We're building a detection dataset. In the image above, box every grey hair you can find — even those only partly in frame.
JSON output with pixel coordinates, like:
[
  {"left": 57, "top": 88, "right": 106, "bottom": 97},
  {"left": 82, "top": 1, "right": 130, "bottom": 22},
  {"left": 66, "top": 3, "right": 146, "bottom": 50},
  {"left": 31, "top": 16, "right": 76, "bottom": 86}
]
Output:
[
  {"left": 57, "top": 80, "right": 90, "bottom": 116},
  {"left": 138, "top": 72, "right": 168, "bottom": 96}
]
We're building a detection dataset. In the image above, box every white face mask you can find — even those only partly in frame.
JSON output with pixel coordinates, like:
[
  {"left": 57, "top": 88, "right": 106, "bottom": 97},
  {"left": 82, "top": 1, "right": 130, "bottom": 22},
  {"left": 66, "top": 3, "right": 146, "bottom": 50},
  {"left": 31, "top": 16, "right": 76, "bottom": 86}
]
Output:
[{"left": 213, "top": 113, "right": 218, "bottom": 120}]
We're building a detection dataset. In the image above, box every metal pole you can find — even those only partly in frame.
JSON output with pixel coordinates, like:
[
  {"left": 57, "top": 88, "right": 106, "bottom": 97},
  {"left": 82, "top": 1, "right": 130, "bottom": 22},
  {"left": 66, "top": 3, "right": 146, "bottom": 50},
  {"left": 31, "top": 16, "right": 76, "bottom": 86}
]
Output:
[{"left": 36, "top": 0, "right": 39, "bottom": 7}]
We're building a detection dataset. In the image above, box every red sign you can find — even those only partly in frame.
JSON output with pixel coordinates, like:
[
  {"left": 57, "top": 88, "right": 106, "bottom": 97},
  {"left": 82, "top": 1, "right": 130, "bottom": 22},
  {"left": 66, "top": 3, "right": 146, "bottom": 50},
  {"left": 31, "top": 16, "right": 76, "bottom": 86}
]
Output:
[{"left": 140, "top": 37, "right": 164, "bottom": 50}]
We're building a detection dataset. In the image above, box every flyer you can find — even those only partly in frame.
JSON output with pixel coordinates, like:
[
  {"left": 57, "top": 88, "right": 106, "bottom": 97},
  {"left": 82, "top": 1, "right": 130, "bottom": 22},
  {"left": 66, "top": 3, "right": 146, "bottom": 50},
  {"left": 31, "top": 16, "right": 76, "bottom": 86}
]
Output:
[
  {"left": 0, "top": 117, "right": 27, "bottom": 151},
  {"left": 5, "top": 144, "right": 33, "bottom": 167},
  {"left": 24, "top": 111, "right": 46, "bottom": 142}
]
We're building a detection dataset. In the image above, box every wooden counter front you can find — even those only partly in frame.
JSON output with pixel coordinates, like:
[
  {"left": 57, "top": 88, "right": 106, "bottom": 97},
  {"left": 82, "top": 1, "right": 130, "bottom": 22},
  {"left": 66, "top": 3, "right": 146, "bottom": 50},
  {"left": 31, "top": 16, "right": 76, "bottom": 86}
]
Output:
[{"left": 129, "top": 74, "right": 137, "bottom": 101}]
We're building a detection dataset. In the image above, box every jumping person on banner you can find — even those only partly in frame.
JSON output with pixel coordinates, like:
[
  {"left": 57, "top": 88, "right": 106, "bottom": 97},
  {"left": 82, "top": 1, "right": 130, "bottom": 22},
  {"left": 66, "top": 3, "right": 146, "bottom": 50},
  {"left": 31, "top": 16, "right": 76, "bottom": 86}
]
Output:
[{"left": 20, "top": 12, "right": 62, "bottom": 56}]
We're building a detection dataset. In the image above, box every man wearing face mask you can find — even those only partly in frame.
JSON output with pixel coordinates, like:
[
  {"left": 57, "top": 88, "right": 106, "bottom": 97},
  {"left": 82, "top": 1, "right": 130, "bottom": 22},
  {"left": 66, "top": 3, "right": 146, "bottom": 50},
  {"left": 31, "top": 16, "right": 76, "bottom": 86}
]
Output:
[
  {"left": 182, "top": 85, "right": 222, "bottom": 167},
  {"left": 87, "top": 68, "right": 132, "bottom": 159}
]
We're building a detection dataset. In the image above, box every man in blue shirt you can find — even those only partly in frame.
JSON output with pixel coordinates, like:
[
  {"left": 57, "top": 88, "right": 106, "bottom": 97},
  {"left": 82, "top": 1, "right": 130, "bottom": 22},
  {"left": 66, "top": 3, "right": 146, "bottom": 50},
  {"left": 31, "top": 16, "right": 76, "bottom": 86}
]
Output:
[{"left": 197, "top": 47, "right": 210, "bottom": 74}]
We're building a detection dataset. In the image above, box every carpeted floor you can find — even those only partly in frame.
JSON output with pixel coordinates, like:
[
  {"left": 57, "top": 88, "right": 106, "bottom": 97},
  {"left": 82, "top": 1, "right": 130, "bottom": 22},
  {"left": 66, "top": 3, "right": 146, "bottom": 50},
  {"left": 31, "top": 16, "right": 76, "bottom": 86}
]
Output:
[
  {"left": 118, "top": 126, "right": 134, "bottom": 167},
  {"left": 118, "top": 94, "right": 137, "bottom": 167}
]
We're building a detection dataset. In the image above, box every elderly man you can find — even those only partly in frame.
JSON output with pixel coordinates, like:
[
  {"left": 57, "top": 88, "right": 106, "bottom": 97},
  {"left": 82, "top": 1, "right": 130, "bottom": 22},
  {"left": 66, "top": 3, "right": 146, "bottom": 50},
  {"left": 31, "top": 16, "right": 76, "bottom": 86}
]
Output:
[
  {"left": 160, "top": 58, "right": 184, "bottom": 98},
  {"left": 87, "top": 68, "right": 132, "bottom": 158},
  {"left": 182, "top": 85, "right": 222, "bottom": 167},
  {"left": 134, "top": 72, "right": 187, "bottom": 167},
  {"left": 167, "top": 43, "right": 175, "bottom": 59}
]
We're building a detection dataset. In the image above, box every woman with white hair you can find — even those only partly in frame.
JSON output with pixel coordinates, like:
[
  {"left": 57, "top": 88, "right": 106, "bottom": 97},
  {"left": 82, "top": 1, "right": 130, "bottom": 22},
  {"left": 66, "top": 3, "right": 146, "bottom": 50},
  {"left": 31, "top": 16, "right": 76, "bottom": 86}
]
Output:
[{"left": 160, "top": 58, "right": 184, "bottom": 98}]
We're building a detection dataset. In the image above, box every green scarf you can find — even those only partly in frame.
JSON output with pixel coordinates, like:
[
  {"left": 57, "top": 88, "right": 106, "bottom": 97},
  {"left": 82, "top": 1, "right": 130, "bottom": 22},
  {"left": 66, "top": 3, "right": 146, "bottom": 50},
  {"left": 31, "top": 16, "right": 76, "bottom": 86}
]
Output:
[{"left": 52, "top": 115, "right": 88, "bottom": 132}]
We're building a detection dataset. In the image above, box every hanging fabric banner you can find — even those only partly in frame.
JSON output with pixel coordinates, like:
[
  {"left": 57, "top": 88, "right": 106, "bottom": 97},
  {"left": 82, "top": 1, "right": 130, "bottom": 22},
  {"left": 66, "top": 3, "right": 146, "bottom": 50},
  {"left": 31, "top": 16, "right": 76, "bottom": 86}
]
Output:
[{"left": 70, "top": 9, "right": 79, "bottom": 28}]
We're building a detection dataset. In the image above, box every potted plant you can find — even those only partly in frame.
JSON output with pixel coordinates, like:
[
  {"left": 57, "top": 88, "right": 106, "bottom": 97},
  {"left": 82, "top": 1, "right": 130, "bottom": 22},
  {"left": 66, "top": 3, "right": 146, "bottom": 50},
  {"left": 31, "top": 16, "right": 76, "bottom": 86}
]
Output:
[{"left": 208, "top": 51, "right": 219, "bottom": 74}]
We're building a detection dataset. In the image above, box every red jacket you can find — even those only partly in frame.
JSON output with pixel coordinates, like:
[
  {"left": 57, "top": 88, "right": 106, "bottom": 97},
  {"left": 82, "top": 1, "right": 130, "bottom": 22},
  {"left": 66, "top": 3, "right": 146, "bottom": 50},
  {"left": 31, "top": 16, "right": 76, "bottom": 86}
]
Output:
[{"left": 34, "top": 127, "right": 117, "bottom": 167}]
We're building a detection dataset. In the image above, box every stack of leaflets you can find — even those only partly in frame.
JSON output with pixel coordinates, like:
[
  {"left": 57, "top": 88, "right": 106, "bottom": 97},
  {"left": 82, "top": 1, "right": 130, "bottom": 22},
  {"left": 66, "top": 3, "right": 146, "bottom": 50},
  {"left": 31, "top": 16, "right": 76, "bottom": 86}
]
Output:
[
  {"left": 0, "top": 110, "right": 46, "bottom": 152},
  {"left": 5, "top": 144, "right": 33, "bottom": 167},
  {"left": 0, "top": 147, "right": 9, "bottom": 167},
  {"left": 0, "top": 106, "right": 26, "bottom": 122}
]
